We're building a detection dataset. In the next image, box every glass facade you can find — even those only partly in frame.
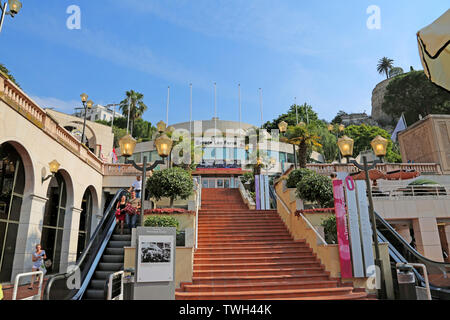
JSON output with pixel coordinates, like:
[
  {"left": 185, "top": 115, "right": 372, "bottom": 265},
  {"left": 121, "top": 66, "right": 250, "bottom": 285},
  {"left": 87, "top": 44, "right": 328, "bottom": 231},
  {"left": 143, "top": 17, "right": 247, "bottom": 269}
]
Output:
[
  {"left": 77, "top": 189, "right": 93, "bottom": 260},
  {"left": 0, "top": 143, "right": 25, "bottom": 282}
]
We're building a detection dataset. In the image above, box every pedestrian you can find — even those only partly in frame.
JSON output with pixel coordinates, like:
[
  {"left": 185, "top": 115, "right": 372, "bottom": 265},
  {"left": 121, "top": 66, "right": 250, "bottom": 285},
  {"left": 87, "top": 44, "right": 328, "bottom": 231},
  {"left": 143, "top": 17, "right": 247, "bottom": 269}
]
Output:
[
  {"left": 29, "top": 244, "right": 46, "bottom": 290},
  {"left": 130, "top": 176, "right": 142, "bottom": 199},
  {"left": 115, "top": 195, "right": 127, "bottom": 235},
  {"left": 125, "top": 191, "right": 141, "bottom": 230}
]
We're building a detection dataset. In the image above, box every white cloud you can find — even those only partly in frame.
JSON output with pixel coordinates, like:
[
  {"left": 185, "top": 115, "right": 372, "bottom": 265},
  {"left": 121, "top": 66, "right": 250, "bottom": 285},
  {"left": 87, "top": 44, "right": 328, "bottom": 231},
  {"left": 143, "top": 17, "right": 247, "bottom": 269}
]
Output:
[{"left": 30, "top": 96, "right": 79, "bottom": 114}]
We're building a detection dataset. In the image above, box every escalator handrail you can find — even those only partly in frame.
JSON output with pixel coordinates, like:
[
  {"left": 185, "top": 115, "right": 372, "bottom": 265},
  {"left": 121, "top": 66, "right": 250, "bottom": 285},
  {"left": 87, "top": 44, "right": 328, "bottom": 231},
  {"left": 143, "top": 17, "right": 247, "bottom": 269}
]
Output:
[
  {"left": 375, "top": 211, "right": 450, "bottom": 269},
  {"left": 44, "top": 189, "right": 127, "bottom": 300}
]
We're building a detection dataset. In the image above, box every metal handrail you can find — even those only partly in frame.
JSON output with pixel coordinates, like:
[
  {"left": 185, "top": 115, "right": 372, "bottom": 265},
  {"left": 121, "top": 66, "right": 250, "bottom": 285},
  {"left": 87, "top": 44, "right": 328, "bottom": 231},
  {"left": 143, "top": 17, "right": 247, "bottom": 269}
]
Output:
[
  {"left": 193, "top": 178, "right": 201, "bottom": 250},
  {"left": 396, "top": 263, "right": 432, "bottom": 300},
  {"left": 273, "top": 186, "right": 328, "bottom": 246},
  {"left": 44, "top": 189, "right": 126, "bottom": 300},
  {"left": 371, "top": 184, "right": 449, "bottom": 199},
  {"left": 105, "top": 271, "right": 124, "bottom": 300},
  {"left": 13, "top": 271, "right": 44, "bottom": 300}
]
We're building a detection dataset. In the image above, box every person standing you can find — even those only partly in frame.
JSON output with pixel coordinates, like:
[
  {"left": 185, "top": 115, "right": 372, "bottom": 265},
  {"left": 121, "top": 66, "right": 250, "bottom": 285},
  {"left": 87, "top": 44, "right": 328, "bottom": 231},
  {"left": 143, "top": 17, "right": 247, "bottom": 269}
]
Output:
[
  {"left": 29, "top": 244, "right": 46, "bottom": 290},
  {"left": 116, "top": 195, "right": 127, "bottom": 235},
  {"left": 126, "top": 191, "right": 141, "bottom": 230},
  {"left": 130, "top": 176, "right": 142, "bottom": 199}
]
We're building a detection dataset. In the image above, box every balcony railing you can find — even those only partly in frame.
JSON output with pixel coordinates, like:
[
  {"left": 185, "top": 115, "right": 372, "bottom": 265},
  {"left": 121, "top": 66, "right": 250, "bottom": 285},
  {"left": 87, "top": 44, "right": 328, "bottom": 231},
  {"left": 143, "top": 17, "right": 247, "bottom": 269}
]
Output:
[
  {"left": 0, "top": 73, "right": 104, "bottom": 173},
  {"left": 371, "top": 184, "right": 450, "bottom": 199},
  {"left": 306, "top": 163, "right": 442, "bottom": 175}
]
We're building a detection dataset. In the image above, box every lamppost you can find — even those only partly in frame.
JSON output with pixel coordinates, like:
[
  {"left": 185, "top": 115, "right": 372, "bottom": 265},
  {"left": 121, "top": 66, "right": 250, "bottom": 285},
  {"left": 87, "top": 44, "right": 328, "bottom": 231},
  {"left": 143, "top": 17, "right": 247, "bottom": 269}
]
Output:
[
  {"left": 0, "top": 0, "right": 22, "bottom": 34},
  {"left": 80, "top": 93, "right": 94, "bottom": 146},
  {"left": 118, "top": 121, "right": 174, "bottom": 226},
  {"left": 278, "top": 120, "right": 305, "bottom": 170},
  {"left": 328, "top": 124, "right": 345, "bottom": 163},
  {"left": 337, "top": 134, "right": 389, "bottom": 299}
]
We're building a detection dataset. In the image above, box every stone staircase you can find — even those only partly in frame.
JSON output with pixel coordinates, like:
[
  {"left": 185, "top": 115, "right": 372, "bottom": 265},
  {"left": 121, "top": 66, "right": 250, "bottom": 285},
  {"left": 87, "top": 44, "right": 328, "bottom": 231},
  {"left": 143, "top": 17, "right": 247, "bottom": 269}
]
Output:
[{"left": 175, "top": 188, "right": 368, "bottom": 300}]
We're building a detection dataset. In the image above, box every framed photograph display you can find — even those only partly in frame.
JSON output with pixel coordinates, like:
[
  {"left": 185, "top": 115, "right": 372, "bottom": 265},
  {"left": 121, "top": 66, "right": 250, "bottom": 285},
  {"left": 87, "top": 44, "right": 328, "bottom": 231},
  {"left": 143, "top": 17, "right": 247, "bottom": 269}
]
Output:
[{"left": 137, "top": 235, "right": 174, "bottom": 283}]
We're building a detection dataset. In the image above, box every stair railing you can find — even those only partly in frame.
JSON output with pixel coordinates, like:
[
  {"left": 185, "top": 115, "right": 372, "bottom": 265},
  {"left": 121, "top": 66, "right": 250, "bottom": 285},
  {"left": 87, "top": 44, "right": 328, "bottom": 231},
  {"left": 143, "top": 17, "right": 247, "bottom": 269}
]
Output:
[
  {"left": 273, "top": 187, "right": 328, "bottom": 246},
  {"left": 237, "top": 177, "right": 256, "bottom": 209},
  {"left": 193, "top": 178, "right": 201, "bottom": 250}
]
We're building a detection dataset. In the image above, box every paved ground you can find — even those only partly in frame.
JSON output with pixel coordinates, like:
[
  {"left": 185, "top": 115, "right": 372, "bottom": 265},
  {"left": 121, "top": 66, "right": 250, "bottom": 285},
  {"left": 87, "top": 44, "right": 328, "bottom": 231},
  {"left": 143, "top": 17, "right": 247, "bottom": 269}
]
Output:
[{"left": 1, "top": 279, "right": 48, "bottom": 300}]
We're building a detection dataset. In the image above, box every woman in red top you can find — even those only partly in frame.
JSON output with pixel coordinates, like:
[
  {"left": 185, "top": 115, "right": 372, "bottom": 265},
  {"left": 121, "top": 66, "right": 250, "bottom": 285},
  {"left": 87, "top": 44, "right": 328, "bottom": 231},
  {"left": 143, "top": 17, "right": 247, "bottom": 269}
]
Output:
[{"left": 116, "top": 195, "right": 127, "bottom": 235}]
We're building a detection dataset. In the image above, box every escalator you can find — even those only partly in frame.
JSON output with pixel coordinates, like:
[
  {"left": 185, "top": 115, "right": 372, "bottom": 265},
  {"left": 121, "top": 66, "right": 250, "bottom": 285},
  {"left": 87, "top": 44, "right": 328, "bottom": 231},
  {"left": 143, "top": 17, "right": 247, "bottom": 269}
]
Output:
[
  {"left": 43, "top": 189, "right": 130, "bottom": 300},
  {"left": 375, "top": 212, "right": 450, "bottom": 299}
]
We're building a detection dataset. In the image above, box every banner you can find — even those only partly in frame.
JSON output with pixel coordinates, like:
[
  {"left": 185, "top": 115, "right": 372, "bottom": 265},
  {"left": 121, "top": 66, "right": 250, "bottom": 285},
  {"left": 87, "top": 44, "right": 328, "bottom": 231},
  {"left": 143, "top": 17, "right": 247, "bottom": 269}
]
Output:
[
  {"left": 332, "top": 180, "right": 353, "bottom": 278},
  {"left": 255, "top": 175, "right": 261, "bottom": 210}
]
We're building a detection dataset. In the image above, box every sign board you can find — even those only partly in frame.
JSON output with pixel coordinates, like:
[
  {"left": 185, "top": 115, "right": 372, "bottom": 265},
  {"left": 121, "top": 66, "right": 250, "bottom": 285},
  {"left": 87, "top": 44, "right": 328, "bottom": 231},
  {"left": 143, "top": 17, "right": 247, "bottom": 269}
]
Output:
[
  {"left": 255, "top": 175, "right": 261, "bottom": 210},
  {"left": 332, "top": 179, "right": 353, "bottom": 278},
  {"left": 137, "top": 235, "right": 175, "bottom": 283}
]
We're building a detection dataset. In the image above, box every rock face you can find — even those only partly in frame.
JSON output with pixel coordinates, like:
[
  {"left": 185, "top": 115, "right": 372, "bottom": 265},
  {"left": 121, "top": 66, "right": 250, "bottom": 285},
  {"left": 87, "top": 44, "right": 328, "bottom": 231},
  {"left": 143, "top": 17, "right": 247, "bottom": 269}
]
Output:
[{"left": 371, "top": 78, "right": 394, "bottom": 127}]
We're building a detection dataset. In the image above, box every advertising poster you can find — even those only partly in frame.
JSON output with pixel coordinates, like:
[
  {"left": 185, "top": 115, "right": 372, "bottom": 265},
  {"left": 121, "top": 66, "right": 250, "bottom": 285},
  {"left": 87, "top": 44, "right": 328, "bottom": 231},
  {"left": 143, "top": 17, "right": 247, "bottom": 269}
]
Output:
[
  {"left": 332, "top": 180, "right": 353, "bottom": 279},
  {"left": 137, "top": 235, "right": 174, "bottom": 283}
]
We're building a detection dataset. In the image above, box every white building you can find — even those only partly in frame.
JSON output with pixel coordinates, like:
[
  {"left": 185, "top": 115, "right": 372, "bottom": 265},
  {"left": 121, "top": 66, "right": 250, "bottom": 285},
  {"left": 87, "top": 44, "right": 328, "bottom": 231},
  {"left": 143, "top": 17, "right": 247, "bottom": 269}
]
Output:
[{"left": 74, "top": 104, "right": 123, "bottom": 123}]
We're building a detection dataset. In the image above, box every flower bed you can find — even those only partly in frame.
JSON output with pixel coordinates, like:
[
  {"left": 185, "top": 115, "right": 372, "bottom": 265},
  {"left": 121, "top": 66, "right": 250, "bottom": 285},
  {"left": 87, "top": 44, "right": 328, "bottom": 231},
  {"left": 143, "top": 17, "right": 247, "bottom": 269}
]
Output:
[
  {"left": 144, "top": 208, "right": 195, "bottom": 215},
  {"left": 295, "top": 208, "right": 334, "bottom": 217}
]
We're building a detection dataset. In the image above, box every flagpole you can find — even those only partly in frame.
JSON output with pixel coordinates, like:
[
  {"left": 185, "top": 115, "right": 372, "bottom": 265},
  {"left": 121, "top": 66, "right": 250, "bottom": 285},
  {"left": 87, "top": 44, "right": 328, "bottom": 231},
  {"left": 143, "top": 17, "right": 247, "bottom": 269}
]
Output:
[
  {"left": 214, "top": 82, "right": 217, "bottom": 134},
  {"left": 190, "top": 83, "right": 193, "bottom": 135},
  {"left": 259, "top": 88, "right": 263, "bottom": 128},
  {"left": 166, "top": 86, "right": 170, "bottom": 125},
  {"left": 238, "top": 84, "right": 242, "bottom": 132},
  {"left": 295, "top": 97, "right": 298, "bottom": 125}
]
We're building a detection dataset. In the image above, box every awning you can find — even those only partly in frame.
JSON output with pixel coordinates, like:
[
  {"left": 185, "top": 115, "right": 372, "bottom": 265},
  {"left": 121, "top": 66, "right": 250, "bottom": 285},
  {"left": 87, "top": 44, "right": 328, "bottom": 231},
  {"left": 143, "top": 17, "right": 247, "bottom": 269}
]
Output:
[
  {"left": 385, "top": 170, "right": 420, "bottom": 181},
  {"left": 417, "top": 9, "right": 450, "bottom": 92},
  {"left": 350, "top": 169, "right": 386, "bottom": 181}
]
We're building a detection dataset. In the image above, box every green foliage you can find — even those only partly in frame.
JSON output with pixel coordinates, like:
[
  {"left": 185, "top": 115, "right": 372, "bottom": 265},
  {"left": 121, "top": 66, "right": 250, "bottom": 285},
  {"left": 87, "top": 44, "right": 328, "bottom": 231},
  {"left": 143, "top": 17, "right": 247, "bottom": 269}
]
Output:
[
  {"left": 119, "top": 90, "right": 148, "bottom": 137},
  {"left": 296, "top": 172, "right": 334, "bottom": 208},
  {"left": 331, "top": 111, "right": 347, "bottom": 124},
  {"left": 144, "top": 215, "right": 180, "bottom": 230},
  {"left": 0, "top": 63, "right": 20, "bottom": 87},
  {"left": 285, "top": 123, "right": 322, "bottom": 168},
  {"left": 263, "top": 103, "right": 319, "bottom": 130},
  {"left": 286, "top": 169, "right": 314, "bottom": 188},
  {"left": 96, "top": 117, "right": 156, "bottom": 147},
  {"left": 408, "top": 179, "right": 439, "bottom": 186},
  {"left": 321, "top": 216, "right": 337, "bottom": 244},
  {"left": 146, "top": 167, "right": 193, "bottom": 207},
  {"left": 389, "top": 67, "right": 404, "bottom": 78},
  {"left": 343, "top": 124, "right": 401, "bottom": 163},
  {"left": 382, "top": 71, "right": 450, "bottom": 125},
  {"left": 241, "top": 172, "right": 255, "bottom": 192},
  {"left": 377, "top": 57, "right": 394, "bottom": 79},
  {"left": 315, "top": 124, "right": 339, "bottom": 163}
]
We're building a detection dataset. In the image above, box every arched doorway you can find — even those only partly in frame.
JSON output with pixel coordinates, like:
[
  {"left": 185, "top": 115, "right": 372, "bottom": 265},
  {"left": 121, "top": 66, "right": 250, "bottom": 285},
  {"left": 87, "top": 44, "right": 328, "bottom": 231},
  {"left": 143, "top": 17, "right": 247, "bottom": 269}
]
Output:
[
  {"left": 77, "top": 188, "right": 94, "bottom": 260},
  {"left": 0, "top": 143, "right": 25, "bottom": 282},
  {"left": 41, "top": 172, "right": 67, "bottom": 274}
]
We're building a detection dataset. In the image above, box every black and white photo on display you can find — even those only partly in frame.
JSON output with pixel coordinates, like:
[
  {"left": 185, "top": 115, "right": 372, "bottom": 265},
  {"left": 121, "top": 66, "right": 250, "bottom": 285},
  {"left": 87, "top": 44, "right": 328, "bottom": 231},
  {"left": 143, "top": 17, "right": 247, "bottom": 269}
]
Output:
[{"left": 140, "top": 241, "right": 171, "bottom": 263}]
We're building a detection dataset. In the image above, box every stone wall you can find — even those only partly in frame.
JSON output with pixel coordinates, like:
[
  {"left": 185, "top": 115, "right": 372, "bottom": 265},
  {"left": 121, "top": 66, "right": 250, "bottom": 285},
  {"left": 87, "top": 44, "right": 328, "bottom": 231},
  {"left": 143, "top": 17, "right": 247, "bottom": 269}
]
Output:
[{"left": 371, "top": 78, "right": 394, "bottom": 128}]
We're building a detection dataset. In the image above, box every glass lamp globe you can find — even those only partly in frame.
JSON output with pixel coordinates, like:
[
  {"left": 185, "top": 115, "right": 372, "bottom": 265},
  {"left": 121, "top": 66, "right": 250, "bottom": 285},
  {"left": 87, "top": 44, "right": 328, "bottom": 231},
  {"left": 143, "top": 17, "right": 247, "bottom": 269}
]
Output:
[
  {"left": 86, "top": 100, "right": 94, "bottom": 109},
  {"left": 278, "top": 121, "right": 288, "bottom": 133},
  {"left": 80, "top": 93, "right": 88, "bottom": 103},
  {"left": 48, "top": 160, "right": 61, "bottom": 174},
  {"left": 337, "top": 135, "right": 354, "bottom": 157},
  {"left": 371, "top": 135, "right": 388, "bottom": 157},
  {"left": 8, "top": 0, "right": 22, "bottom": 15},
  {"left": 118, "top": 134, "right": 137, "bottom": 158},
  {"left": 156, "top": 121, "right": 167, "bottom": 133},
  {"left": 155, "top": 133, "right": 173, "bottom": 158}
]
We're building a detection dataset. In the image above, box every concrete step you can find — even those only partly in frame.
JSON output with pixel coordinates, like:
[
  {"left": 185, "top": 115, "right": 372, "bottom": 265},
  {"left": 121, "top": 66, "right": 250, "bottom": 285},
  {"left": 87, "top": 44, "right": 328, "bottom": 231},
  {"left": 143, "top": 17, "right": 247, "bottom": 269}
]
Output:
[
  {"left": 191, "top": 273, "right": 331, "bottom": 285},
  {"left": 193, "top": 266, "right": 326, "bottom": 277},
  {"left": 194, "top": 260, "right": 321, "bottom": 271},
  {"left": 194, "top": 253, "right": 317, "bottom": 263}
]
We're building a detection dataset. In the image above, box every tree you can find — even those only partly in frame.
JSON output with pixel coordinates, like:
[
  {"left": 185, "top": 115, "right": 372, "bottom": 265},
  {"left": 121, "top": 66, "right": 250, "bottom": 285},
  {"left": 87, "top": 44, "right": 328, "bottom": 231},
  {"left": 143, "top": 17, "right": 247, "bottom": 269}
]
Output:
[
  {"left": 343, "top": 124, "right": 401, "bottom": 163},
  {"left": 119, "top": 90, "right": 148, "bottom": 136},
  {"left": 382, "top": 70, "right": 450, "bottom": 125},
  {"left": 284, "top": 124, "right": 322, "bottom": 168},
  {"left": 296, "top": 172, "right": 334, "bottom": 208},
  {"left": 286, "top": 168, "right": 314, "bottom": 188},
  {"left": 377, "top": 57, "right": 394, "bottom": 79},
  {"left": 331, "top": 110, "right": 348, "bottom": 124},
  {"left": 0, "top": 63, "right": 20, "bottom": 87},
  {"left": 146, "top": 167, "right": 193, "bottom": 208},
  {"left": 263, "top": 103, "right": 318, "bottom": 130},
  {"left": 389, "top": 67, "right": 404, "bottom": 78}
]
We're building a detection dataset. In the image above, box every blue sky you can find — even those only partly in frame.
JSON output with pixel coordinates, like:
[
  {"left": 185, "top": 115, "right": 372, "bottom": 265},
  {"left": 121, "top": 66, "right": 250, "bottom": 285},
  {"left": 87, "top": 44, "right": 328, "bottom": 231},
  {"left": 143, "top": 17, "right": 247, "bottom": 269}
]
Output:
[{"left": 1, "top": 0, "right": 448, "bottom": 126}]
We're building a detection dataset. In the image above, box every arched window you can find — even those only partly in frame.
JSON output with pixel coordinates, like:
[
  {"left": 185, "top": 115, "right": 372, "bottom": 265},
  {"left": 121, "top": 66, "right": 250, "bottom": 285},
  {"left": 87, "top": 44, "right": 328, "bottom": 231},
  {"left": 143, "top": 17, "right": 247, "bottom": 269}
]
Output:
[
  {"left": 0, "top": 143, "right": 25, "bottom": 282},
  {"left": 41, "top": 172, "right": 67, "bottom": 274},
  {"left": 77, "top": 189, "right": 93, "bottom": 260}
]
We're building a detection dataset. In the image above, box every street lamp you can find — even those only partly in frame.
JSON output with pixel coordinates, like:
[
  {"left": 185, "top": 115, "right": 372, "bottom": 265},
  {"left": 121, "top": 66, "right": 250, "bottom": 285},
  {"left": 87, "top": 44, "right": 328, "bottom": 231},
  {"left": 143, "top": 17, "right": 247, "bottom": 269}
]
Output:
[
  {"left": 41, "top": 160, "right": 60, "bottom": 183},
  {"left": 118, "top": 121, "right": 173, "bottom": 226},
  {"left": 328, "top": 124, "right": 345, "bottom": 163},
  {"left": 0, "top": 0, "right": 22, "bottom": 34},
  {"left": 278, "top": 121, "right": 298, "bottom": 170},
  {"left": 80, "top": 93, "right": 94, "bottom": 146},
  {"left": 338, "top": 136, "right": 388, "bottom": 299}
]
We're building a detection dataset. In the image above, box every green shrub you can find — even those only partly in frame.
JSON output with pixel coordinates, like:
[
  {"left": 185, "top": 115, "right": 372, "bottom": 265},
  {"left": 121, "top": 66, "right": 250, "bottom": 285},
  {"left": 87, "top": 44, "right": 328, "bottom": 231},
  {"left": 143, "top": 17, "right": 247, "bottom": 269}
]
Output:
[
  {"left": 241, "top": 172, "right": 255, "bottom": 192},
  {"left": 146, "top": 167, "right": 193, "bottom": 207},
  {"left": 296, "top": 172, "right": 334, "bottom": 208},
  {"left": 321, "top": 216, "right": 337, "bottom": 244},
  {"left": 144, "top": 215, "right": 180, "bottom": 230},
  {"left": 286, "top": 169, "right": 314, "bottom": 188}
]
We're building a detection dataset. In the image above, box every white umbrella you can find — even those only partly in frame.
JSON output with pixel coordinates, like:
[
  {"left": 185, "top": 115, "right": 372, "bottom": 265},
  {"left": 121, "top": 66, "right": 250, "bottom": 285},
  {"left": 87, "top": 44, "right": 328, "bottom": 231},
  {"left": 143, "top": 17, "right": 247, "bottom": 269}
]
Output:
[{"left": 417, "top": 9, "right": 450, "bottom": 92}]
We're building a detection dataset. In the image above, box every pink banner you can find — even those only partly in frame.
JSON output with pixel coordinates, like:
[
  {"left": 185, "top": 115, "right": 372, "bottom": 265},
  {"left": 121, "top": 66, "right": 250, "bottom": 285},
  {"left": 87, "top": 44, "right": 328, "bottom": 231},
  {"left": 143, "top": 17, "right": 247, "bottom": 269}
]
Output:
[{"left": 332, "top": 180, "right": 353, "bottom": 278}]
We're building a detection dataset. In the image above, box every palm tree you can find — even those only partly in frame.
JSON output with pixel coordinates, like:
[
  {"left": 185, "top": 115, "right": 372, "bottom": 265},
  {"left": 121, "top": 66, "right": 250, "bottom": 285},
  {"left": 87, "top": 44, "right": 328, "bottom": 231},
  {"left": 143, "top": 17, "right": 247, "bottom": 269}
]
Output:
[
  {"left": 119, "top": 90, "right": 148, "bottom": 136},
  {"left": 283, "top": 124, "right": 322, "bottom": 168},
  {"left": 377, "top": 57, "right": 394, "bottom": 79}
]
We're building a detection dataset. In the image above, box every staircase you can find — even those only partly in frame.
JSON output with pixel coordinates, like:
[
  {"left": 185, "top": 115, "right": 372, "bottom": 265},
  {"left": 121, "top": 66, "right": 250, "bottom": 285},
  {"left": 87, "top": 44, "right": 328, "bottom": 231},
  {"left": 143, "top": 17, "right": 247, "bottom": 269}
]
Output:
[
  {"left": 83, "top": 227, "right": 131, "bottom": 300},
  {"left": 176, "top": 188, "right": 368, "bottom": 300}
]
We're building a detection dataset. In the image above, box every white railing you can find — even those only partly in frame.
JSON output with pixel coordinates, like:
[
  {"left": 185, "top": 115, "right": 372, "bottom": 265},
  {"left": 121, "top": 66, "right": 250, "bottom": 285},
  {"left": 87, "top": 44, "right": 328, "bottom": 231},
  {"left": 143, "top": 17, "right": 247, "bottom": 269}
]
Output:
[
  {"left": 12, "top": 271, "right": 44, "bottom": 300},
  {"left": 273, "top": 187, "right": 328, "bottom": 246},
  {"left": 193, "top": 178, "right": 201, "bottom": 250},
  {"left": 372, "top": 184, "right": 450, "bottom": 199},
  {"left": 106, "top": 271, "right": 124, "bottom": 300},
  {"left": 237, "top": 177, "right": 256, "bottom": 209}
]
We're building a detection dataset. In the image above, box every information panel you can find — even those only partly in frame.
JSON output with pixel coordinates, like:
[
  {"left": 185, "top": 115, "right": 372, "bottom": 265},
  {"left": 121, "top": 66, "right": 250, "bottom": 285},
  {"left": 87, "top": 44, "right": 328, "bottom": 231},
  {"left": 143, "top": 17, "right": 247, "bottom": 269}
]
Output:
[{"left": 137, "top": 235, "right": 175, "bottom": 283}]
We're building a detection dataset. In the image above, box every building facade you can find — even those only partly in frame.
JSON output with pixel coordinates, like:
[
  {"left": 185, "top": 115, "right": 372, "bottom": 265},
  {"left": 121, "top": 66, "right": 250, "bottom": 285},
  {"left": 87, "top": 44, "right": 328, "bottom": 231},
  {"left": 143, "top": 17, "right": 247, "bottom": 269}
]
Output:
[{"left": 73, "top": 104, "right": 123, "bottom": 123}]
